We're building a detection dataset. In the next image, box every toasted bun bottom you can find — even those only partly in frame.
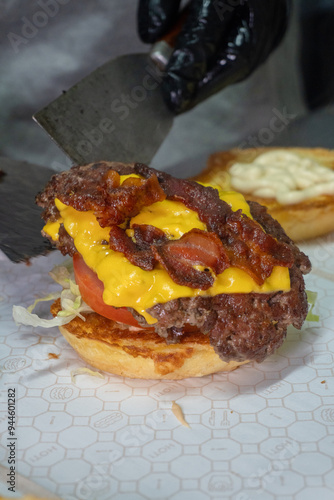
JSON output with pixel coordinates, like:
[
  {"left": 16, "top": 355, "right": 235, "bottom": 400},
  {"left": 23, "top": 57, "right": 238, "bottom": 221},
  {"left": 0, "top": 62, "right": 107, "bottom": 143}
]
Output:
[
  {"left": 195, "top": 147, "right": 334, "bottom": 242},
  {"left": 52, "top": 302, "right": 248, "bottom": 379}
]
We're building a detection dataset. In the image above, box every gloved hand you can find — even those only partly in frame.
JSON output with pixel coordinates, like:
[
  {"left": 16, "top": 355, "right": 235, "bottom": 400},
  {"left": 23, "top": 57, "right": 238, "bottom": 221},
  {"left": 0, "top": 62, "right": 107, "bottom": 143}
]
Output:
[{"left": 137, "top": 0, "right": 291, "bottom": 114}]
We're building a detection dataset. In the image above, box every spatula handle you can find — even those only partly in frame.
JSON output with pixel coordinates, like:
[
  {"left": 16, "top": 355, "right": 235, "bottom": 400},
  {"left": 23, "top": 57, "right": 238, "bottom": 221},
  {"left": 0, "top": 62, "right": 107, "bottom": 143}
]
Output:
[{"left": 149, "top": 7, "right": 189, "bottom": 70}]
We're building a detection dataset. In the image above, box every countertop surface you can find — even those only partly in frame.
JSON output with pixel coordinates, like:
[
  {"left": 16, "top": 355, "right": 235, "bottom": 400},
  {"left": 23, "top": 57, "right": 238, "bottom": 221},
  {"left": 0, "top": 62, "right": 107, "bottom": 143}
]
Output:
[{"left": 0, "top": 229, "right": 333, "bottom": 500}]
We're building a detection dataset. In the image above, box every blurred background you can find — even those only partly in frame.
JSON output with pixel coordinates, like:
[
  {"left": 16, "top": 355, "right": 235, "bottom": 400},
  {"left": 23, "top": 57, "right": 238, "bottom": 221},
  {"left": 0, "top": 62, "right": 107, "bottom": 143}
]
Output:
[{"left": 0, "top": 0, "right": 333, "bottom": 177}]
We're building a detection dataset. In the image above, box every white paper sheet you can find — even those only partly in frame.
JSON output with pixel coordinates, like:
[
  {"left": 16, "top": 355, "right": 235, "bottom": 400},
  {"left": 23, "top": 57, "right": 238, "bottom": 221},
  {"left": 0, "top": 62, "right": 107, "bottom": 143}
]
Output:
[{"left": 0, "top": 233, "right": 333, "bottom": 500}]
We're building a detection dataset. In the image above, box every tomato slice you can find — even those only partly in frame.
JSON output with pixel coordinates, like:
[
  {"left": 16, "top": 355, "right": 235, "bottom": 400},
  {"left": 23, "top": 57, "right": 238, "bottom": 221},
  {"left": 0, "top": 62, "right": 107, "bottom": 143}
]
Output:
[{"left": 73, "top": 253, "right": 141, "bottom": 327}]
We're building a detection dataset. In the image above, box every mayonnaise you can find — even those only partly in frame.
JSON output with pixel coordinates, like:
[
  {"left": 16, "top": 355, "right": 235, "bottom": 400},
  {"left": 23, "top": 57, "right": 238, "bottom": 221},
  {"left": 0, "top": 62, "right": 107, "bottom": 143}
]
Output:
[{"left": 229, "top": 150, "right": 334, "bottom": 204}]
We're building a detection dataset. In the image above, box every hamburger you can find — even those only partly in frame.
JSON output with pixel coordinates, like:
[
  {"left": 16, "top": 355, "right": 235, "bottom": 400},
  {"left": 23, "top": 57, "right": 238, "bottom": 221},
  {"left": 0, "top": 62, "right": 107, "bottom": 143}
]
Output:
[{"left": 17, "top": 161, "right": 311, "bottom": 379}]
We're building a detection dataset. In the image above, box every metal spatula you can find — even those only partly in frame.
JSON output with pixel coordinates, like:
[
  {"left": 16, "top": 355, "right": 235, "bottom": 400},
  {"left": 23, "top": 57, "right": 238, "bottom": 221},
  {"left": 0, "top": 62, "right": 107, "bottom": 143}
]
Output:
[
  {"left": 0, "top": 157, "right": 54, "bottom": 262},
  {"left": 1, "top": 22, "right": 183, "bottom": 262},
  {"left": 33, "top": 53, "right": 173, "bottom": 165},
  {"left": 33, "top": 19, "right": 184, "bottom": 165}
]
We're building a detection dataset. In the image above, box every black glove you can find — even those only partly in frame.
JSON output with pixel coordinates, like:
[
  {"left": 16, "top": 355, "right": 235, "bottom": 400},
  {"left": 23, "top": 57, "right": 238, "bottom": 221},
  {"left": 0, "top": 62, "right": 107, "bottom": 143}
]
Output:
[{"left": 137, "top": 0, "right": 291, "bottom": 114}]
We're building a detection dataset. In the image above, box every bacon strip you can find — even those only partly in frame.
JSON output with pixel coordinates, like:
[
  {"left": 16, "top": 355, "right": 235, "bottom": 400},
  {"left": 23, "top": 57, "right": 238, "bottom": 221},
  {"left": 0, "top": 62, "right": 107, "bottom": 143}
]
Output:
[
  {"left": 94, "top": 174, "right": 166, "bottom": 227},
  {"left": 37, "top": 162, "right": 166, "bottom": 226},
  {"left": 38, "top": 161, "right": 295, "bottom": 289},
  {"left": 132, "top": 224, "right": 168, "bottom": 247},
  {"left": 109, "top": 226, "right": 228, "bottom": 290},
  {"left": 109, "top": 224, "right": 168, "bottom": 270},
  {"left": 153, "top": 229, "right": 229, "bottom": 289},
  {"left": 134, "top": 163, "right": 294, "bottom": 285}
]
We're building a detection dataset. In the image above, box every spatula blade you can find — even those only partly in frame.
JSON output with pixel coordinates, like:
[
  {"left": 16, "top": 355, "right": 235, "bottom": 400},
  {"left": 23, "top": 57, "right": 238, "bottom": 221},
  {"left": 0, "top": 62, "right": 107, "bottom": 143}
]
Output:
[
  {"left": 0, "top": 157, "right": 54, "bottom": 262},
  {"left": 33, "top": 53, "right": 173, "bottom": 165}
]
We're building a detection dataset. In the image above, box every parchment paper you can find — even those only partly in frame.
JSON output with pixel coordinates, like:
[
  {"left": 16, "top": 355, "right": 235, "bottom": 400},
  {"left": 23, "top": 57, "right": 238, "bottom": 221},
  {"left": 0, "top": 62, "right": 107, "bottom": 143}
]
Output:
[{"left": 0, "top": 233, "right": 334, "bottom": 500}]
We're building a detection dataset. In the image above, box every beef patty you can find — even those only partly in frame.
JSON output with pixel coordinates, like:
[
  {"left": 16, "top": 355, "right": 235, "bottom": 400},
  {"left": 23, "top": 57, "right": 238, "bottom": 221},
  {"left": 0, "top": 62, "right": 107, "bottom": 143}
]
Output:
[{"left": 36, "top": 161, "right": 311, "bottom": 363}]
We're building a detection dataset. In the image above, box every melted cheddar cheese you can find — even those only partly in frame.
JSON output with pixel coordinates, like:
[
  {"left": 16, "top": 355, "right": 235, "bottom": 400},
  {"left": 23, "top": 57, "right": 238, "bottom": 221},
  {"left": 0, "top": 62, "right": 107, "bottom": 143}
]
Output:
[{"left": 43, "top": 176, "right": 290, "bottom": 324}]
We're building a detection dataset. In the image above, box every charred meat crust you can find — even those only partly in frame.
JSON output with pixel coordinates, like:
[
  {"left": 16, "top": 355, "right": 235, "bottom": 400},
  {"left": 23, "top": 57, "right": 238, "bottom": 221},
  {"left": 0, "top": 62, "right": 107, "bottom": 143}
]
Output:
[
  {"left": 143, "top": 265, "right": 308, "bottom": 363},
  {"left": 36, "top": 161, "right": 165, "bottom": 227},
  {"left": 248, "top": 200, "right": 311, "bottom": 273},
  {"left": 37, "top": 161, "right": 311, "bottom": 363},
  {"left": 36, "top": 162, "right": 136, "bottom": 222},
  {"left": 53, "top": 225, "right": 76, "bottom": 257}
]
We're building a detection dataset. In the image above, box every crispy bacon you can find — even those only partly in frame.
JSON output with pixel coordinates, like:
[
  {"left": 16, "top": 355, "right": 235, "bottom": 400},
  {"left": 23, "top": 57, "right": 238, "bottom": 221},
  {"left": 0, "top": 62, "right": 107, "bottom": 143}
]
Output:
[
  {"left": 109, "top": 224, "right": 168, "bottom": 270},
  {"left": 134, "top": 163, "right": 294, "bottom": 284},
  {"left": 153, "top": 229, "right": 229, "bottom": 289},
  {"left": 96, "top": 174, "right": 166, "bottom": 227},
  {"left": 110, "top": 226, "right": 228, "bottom": 290},
  {"left": 37, "top": 161, "right": 295, "bottom": 288},
  {"left": 132, "top": 224, "right": 168, "bottom": 247},
  {"left": 36, "top": 162, "right": 166, "bottom": 226}
]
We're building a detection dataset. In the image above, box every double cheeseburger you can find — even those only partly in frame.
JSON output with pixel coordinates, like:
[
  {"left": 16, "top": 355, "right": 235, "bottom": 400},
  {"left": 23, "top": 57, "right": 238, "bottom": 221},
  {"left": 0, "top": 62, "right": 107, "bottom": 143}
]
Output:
[{"left": 36, "top": 161, "right": 311, "bottom": 379}]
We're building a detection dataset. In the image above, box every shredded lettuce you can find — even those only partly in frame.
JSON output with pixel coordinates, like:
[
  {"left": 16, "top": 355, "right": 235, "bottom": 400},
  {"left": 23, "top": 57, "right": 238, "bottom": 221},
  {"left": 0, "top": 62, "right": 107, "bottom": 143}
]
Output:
[
  {"left": 27, "top": 292, "right": 61, "bottom": 313},
  {"left": 13, "top": 304, "right": 74, "bottom": 328},
  {"left": 48, "top": 258, "right": 74, "bottom": 286},
  {"left": 306, "top": 290, "right": 319, "bottom": 322},
  {"left": 12, "top": 260, "right": 93, "bottom": 329},
  {"left": 71, "top": 367, "right": 105, "bottom": 384}
]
